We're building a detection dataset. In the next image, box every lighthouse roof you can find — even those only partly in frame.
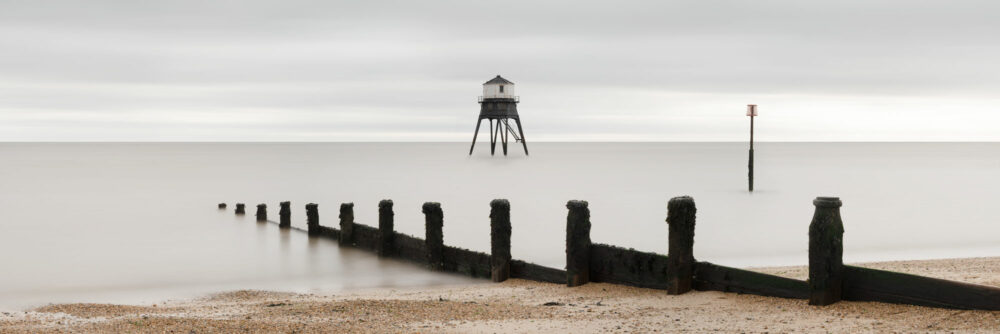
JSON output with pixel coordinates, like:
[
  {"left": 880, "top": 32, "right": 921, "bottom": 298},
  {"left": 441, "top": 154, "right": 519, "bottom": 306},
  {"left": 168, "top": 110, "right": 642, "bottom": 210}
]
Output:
[{"left": 484, "top": 75, "right": 513, "bottom": 85}]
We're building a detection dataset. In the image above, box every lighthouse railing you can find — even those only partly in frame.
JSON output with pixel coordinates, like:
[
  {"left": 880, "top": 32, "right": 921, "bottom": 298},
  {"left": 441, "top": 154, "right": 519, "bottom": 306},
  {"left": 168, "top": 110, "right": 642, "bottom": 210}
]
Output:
[{"left": 479, "top": 96, "right": 519, "bottom": 102}]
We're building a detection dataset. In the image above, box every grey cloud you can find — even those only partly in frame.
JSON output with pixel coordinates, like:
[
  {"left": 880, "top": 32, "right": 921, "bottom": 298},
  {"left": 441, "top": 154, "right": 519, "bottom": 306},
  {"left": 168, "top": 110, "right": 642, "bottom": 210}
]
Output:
[{"left": 1, "top": 1, "right": 998, "bottom": 141}]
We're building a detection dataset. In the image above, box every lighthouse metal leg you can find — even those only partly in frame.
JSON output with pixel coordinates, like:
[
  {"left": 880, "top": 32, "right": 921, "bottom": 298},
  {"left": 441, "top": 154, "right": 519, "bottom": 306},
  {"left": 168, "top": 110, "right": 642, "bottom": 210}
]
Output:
[
  {"left": 469, "top": 118, "right": 483, "bottom": 155},
  {"left": 514, "top": 118, "right": 529, "bottom": 156},
  {"left": 501, "top": 119, "right": 509, "bottom": 156},
  {"left": 490, "top": 119, "right": 497, "bottom": 156}
]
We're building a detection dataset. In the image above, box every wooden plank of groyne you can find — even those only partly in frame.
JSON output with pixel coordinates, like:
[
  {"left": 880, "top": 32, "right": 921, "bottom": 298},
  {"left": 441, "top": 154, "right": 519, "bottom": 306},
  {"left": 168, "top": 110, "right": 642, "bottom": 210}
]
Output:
[
  {"left": 317, "top": 225, "right": 341, "bottom": 240},
  {"left": 589, "top": 244, "right": 669, "bottom": 290},
  {"left": 351, "top": 224, "right": 380, "bottom": 252},
  {"left": 392, "top": 232, "right": 428, "bottom": 264},
  {"left": 510, "top": 260, "right": 565, "bottom": 284},
  {"left": 693, "top": 262, "right": 810, "bottom": 300},
  {"left": 844, "top": 265, "right": 1000, "bottom": 310},
  {"left": 442, "top": 245, "right": 491, "bottom": 279}
]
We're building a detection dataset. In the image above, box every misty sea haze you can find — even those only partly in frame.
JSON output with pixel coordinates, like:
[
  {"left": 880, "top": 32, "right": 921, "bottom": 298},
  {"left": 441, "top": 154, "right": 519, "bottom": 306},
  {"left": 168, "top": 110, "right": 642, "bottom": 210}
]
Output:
[{"left": 1, "top": 142, "right": 998, "bottom": 310}]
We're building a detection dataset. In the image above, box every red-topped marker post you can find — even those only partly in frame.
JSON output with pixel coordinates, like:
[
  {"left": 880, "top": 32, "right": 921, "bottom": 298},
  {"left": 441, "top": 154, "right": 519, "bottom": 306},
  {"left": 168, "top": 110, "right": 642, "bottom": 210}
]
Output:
[{"left": 747, "top": 104, "right": 758, "bottom": 192}]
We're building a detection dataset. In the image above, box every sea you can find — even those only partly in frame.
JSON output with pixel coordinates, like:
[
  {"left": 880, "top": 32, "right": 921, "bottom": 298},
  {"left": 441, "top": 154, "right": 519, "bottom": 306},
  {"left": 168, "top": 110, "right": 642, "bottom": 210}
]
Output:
[{"left": 1, "top": 142, "right": 998, "bottom": 310}]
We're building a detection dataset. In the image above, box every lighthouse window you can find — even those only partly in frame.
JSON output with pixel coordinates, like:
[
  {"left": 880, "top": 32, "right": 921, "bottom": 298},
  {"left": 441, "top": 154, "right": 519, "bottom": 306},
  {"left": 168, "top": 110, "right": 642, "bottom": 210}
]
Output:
[{"left": 499, "top": 85, "right": 504, "bottom": 93}]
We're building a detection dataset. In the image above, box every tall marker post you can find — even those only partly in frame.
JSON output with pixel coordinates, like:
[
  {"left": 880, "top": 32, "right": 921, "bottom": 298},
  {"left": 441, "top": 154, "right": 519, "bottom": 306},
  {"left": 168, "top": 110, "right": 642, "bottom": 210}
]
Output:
[{"left": 747, "top": 104, "right": 758, "bottom": 192}]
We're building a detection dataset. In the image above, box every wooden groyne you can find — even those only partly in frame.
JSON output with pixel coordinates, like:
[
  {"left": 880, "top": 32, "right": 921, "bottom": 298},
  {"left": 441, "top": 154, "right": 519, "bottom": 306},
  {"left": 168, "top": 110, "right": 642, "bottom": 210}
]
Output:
[{"left": 225, "top": 197, "right": 1000, "bottom": 311}]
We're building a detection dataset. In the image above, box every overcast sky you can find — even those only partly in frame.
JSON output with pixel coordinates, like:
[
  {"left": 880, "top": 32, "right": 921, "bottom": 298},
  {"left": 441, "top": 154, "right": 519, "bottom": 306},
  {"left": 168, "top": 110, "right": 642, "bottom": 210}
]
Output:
[{"left": 1, "top": 1, "right": 998, "bottom": 141}]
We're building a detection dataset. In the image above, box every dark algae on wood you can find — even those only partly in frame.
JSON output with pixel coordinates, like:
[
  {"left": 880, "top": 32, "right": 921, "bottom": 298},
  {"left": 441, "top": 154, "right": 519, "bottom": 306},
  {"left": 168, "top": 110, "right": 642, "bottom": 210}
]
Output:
[
  {"left": 305, "top": 203, "right": 319, "bottom": 237},
  {"left": 844, "top": 265, "right": 1000, "bottom": 310},
  {"left": 423, "top": 202, "right": 444, "bottom": 270},
  {"left": 808, "top": 197, "right": 844, "bottom": 306},
  {"left": 565, "top": 200, "right": 592, "bottom": 287},
  {"left": 490, "top": 199, "right": 512, "bottom": 282},
  {"left": 694, "top": 262, "right": 809, "bottom": 299},
  {"left": 377, "top": 200, "right": 394, "bottom": 257},
  {"left": 589, "top": 244, "right": 669, "bottom": 289},
  {"left": 666, "top": 196, "right": 696, "bottom": 295},
  {"left": 338, "top": 203, "right": 354, "bottom": 245},
  {"left": 255, "top": 204, "right": 267, "bottom": 222},
  {"left": 278, "top": 201, "right": 290, "bottom": 228}
]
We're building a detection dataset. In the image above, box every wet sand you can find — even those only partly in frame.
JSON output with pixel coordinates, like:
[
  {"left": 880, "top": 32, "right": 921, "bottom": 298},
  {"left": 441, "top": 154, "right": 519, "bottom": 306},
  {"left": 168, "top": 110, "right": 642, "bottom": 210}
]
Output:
[{"left": 3, "top": 257, "right": 1000, "bottom": 333}]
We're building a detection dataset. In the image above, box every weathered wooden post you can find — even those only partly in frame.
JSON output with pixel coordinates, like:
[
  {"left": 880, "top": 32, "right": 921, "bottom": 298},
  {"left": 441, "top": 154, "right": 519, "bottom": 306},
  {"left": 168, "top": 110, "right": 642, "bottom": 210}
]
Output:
[
  {"left": 279, "top": 201, "right": 291, "bottom": 228},
  {"left": 490, "top": 199, "right": 512, "bottom": 282},
  {"left": 809, "top": 197, "right": 845, "bottom": 306},
  {"left": 666, "top": 196, "right": 697, "bottom": 295},
  {"left": 235, "top": 203, "right": 245, "bottom": 215},
  {"left": 255, "top": 204, "right": 267, "bottom": 222},
  {"left": 377, "top": 199, "right": 394, "bottom": 257},
  {"left": 305, "top": 203, "right": 319, "bottom": 237},
  {"left": 218, "top": 203, "right": 227, "bottom": 209},
  {"left": 566, "top": 200, "right": 591, "bottom": 287},
  {"left": 338, "top": 203, "right": 354, "bottom": 245},
  {"left": 423, "top": 202, "right": 444, "bottom": 270}
]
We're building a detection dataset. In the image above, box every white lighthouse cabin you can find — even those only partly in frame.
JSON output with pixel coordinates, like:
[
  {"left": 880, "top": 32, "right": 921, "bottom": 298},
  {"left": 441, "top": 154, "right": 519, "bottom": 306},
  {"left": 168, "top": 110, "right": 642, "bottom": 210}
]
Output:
[{"left": 480, "top": 75, "right": 518, "bottom": 101}]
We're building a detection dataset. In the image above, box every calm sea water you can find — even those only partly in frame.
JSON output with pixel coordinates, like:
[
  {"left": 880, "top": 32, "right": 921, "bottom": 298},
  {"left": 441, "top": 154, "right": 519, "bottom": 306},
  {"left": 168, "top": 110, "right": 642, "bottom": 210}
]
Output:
[{"left": 1, "top": 142, "right": 998, "bottom": 310}]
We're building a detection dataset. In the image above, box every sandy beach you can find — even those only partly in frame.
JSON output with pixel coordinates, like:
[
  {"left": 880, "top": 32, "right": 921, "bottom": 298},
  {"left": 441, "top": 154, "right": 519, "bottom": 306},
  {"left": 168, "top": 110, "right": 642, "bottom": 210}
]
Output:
[{"left": 2, "top": 257, "right": 999, "bottom": 333}]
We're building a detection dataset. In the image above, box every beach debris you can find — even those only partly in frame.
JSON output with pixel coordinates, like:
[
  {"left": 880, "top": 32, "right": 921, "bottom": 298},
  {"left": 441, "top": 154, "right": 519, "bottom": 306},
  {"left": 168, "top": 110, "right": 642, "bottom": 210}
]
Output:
[{"left": 542, "top": 302, "right": 564, "bottom": 306}]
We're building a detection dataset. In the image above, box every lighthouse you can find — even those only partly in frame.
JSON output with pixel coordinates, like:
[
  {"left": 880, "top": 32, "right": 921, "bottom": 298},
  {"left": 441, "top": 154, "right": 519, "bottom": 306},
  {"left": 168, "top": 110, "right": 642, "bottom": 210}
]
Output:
[{"left": 468, "top": 75, "right": 529, "bottom": 156}]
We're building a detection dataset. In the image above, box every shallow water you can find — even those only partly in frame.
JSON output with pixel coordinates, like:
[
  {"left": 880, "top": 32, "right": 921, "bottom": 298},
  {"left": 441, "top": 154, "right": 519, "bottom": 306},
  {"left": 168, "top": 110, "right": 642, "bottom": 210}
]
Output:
[{"left": 1, "top": 142, "right": 998, "bottom": 310}]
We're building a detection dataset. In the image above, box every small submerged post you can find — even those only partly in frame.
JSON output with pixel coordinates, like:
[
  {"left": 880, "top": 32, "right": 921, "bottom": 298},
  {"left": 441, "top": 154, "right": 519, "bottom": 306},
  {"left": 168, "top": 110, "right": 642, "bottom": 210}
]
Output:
[
  {"left": 279, "top": 201, "right": 291, "bottom": 228},
  {"left": 565, "top": 200, "right": 591, "bottom": 287},
  {"left": 235, "top": 203, "right": 245, "bottom": 215},
  {"left": 306, "top": 203, "right": 319, "bottom": 236},
  {"left": 490, "top": 199, "right": 512, "bottom": 282},
  {"left": 809, "top": 197, "right": 845, "bottom": 306},
  {"left": 339, "top": 203, "right": 355, "bottom": 245},
  {"left": 377, "top": 200, "right": 394, "bottom": 257},
  {"left": 423, "top": 202, "right": 444, "bottom": 270},
  {"left": 666, "top": 196, "right": 697, "bottom": 295},
  {"left": 255, "top": 204, "right": 267, "bottom": 222}
]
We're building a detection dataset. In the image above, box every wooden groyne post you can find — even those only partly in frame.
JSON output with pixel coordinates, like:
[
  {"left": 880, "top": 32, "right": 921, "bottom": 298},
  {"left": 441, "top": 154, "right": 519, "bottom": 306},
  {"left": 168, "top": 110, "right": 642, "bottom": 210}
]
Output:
[
  {"left": 339, "top": 203, "right": 355, "bottom": 245},
  {"left": 490, "top": 199, "right": 512, "bottom": 282},
  {"left": 279, "top": 201, "right": 291, "bottom": 228},
  {"left": 235, "top": 203, "right": 245, "bottom": 215},
  {"left": 423, "top": 202, "right": 444, "bottom": 270},
  {"left": 809, "top": 197, "right": 844, "bottom": 306},
  {"left": 667, "top": 196, "right": 697, "bottom": 295},
  {"left": 256, "top": 204, "right": 267, "bottom": 222},
  {"left": 566, "top": 200, "right": 591, "bottom": 287},
  {"left": 377, "top": 199, "right": 394, "bottom": 257},
  {"left": 306, "top": 203, "right": 319, "bottom": 236}
]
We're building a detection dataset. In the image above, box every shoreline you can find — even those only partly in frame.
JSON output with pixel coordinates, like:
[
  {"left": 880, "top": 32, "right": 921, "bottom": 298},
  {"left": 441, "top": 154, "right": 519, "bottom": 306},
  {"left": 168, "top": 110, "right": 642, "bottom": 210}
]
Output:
[{"left": 3, "top": 256, "right": 1000, "bottom": 333}]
